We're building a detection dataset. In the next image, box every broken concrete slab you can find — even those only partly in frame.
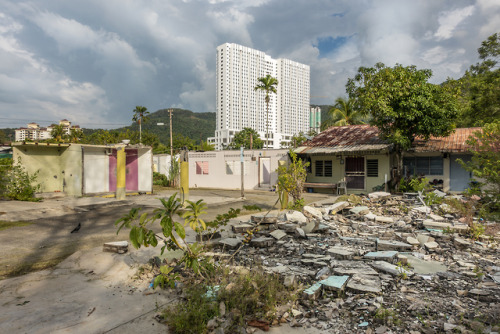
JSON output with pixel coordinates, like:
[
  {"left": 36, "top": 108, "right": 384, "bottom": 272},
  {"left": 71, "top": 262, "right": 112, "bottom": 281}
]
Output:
[
  {"left": 364, "top": 213, "right": 377, "bottom": 221},
  {"left": 102, "top": 241, "right": 128, "bottom": 254},
  {"left": 270, "top": 229, "right": 287, "bottom": 240},
  {"left": 232, "top": 223, "right": 254, "bottom": 234},
  {"left": 454, "top": 237, "right": 471, "bottom": 249},
  {"left": 406, "top": 237, "right": 420, "bottom": 246},
  {"left": 375, "top": 216, "right": 394, "bottom": 223},
  {"left": 250, "top": 237, "right": 274, "bottom": 248},
  {"left": 424, "top": 241, "right": 440, "bottom": 250},
  {"left": 302, "top": 221, "right": 318, "bottom": 234},
  {"left": 412, "top": 206, "right": 431, "bottom": 214},
  {"left": 302, "top": 282, "right": 322, "bottom": 300},
  {"left": 251, "top": 214, "right": 278, "bottom": 224},
  {"left": 370, "top": 261, "right": 413, "bottom": 277},
  {"left": 368, "top": 191, "right": 391, "bottom": 201},
  {"left": 295, "top": 227, "right": 306, "bottom": 238},
  {"left": 349, "top": 206, "right": 370, "bottom": 215},
  {"left": 377, "top": 240, "right": 413, "bottom": 252},
  {"left": 319, "top": 275, "right": 349, "bottom": 292},
  {"left": 428, "top": 214, "right": 445, "bottom": 221},
  {"left": 327, "top": 201, "right": 350, "bottom": 214},
  {"left": 340, "top": 237, "right": 375, "bottom": 247},
  {"left": 364, "top": 251, "right": 398, "bottom": 262},
  {"left": 303, "top": 206, "right": 323, "bottom": 220},
  {"left": 346, "top": 274, "right": 382, "bottom": 294},
  {"left": 417, "top": 234, "right": 434, "bottom": 246},
  {"left": 327, "top": 247, "right": 355, "bottom": 260},
  {"left": 219, "top": 237, "right": 242, "bottom": 249},
  {"left": 403, "top": 254, "right": 447, "bottom": 274},
  {"left": 332, "top": 261, "right": 379, "bottom": 276},
  {"left": 285, "top": 211, "right": 307, "bottom": 224}
]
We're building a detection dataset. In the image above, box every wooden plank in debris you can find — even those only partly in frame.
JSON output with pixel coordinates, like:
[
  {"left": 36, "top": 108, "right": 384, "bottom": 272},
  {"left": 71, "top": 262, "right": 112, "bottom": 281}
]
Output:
[{"left": 103, "top": 241, "right": 128, "bottom": 254}]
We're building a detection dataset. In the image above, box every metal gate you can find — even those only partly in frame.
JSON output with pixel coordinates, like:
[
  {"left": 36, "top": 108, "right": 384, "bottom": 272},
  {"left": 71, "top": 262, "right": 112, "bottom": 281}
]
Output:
[{"left": 345, "top": 157, "right": 365, "bottom": 189}]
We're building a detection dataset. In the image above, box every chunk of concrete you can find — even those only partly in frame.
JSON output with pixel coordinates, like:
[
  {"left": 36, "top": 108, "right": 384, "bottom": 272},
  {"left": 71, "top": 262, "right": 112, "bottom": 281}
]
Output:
[
  {"left": 417, "top": 234, "right": 434, "bottom": 246},
  {"left": 406, "top": 237, "right": 420, "bottom": 246},
  {"left": 332, "top": 261, "right": 379, "bottom": 276},
  {"left": 364, "top": 213, "right": 377, "bottom": 221},
  {"left": 370, "top": 261, "right": 413, "bottom": 277},
  {"left": 285, "top": 211, "right": 307, "bottom": 224},
  {"left": 433, "top": 189, "right": 446, "bottom": 198},
  {"left": 424, "top": 241, "right": 439, "bottom": 250},
  {"left": 454, "top": 237, "right": 471, "bottom": 249},
  {"left": 423, "top": 220, "right": 452, "bottom": 230},
  {"left": 368, "top": 191, "right": 391, "bottom": 201},
  {"left": 295, "top": 227, "right": 306, "bottom": 238},
  {"left": 347, "top": 274, "right": 382, "bottom": 294},
  {"left": 103, "top": 241, "right": 128, "bottom": 254},
  {"left": 302, "top": 221, "right": 318, "bottom": 234},
  {"left": 250, "top": 237, "right": 274, "bottom": 248},
  {"left": 303, "top": 282, "right": 322, "bottom": 300},
  {"left": 251, "top": 214, "right": 278, "bottom": 224},
  {"left": 219, "top": 238, "right": 242, "bottom": 249},
  {"left": 319, "top": 275, "right": 350, "bottom": 292},
  {"left": 364, "top": 251, "right": 398, "bottom": 262},
  {"left": 270, "top": 229, "right": 287, "bottom": 240},
  {"left": 350, "top": 206, "right": 370, "bottom": 215},
  {"left": 412, "top": 206, "right": 431, "bottom": 214},
  {"left": 428, "top": 214, "right": 445, "bottom": 221},
  {"left": 328, "top": 201, "right": 350, "bottom": 214},
  {"left": 327, "top": 247, "right": 355, "bottom": 260},
  {"left": 375, "top": 216, "right": 394, "bottom": 223},
  {"left": 404, "top": 254, "right": 447, "bottom": 274},
  {"left": 303, "top": 206, "right": 323, "bottom": 220},
  {"left": 377, "top": 240, "right": 413, "bottom": 252},
  {"left": 232, "top": 223, "right": 254, "bottom": 234}
]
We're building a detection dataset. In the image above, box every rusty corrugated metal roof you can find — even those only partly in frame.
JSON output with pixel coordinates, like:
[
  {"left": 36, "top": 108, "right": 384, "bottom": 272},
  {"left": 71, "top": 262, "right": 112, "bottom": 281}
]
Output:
[
  {"left": 296, "top": 125, "right": 391, "bottom": 154},
  {"left": 296, "top": 125, "right": 481, "bottom": 154},
  {"left": 412, "top": 127, "right": 481, "bottom": 153}
]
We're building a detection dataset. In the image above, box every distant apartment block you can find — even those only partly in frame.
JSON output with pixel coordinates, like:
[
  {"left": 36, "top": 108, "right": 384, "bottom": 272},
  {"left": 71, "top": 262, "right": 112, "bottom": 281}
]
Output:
[
  {"left": 208, "top": 43, "right": 310, "bottom": 150},
  {"left": 310, "top": 107, "right": 321, "bottom": 134},
  {"left": 15, "top": 119, "right": 80, "bottom": 142}
]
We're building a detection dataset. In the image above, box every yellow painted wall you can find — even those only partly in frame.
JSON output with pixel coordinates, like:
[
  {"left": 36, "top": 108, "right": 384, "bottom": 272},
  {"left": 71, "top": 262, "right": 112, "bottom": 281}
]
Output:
[
  {"left": 13, "top": 145, "right": 66, "bottom": 193},
  {"left": 61, "top": 145, "right": 83, "bottom": 196},
  {"left": 306, "top": 153, "right": 391, "bottom": 194}
]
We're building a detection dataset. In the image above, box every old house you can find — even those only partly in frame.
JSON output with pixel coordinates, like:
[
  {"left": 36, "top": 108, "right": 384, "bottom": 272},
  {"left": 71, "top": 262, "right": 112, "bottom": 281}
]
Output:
[
  {"left": 12, "top": 143, "right": 153, "bottom": 196},
  {"left": 296, "top": 125, "right": 477, "bottom": 194}
]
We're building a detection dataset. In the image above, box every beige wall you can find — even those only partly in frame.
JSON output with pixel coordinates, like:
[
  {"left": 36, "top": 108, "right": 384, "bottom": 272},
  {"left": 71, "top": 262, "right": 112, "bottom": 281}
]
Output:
[{"left": 306, "top": 153, "right": 391, "bottom": 194}]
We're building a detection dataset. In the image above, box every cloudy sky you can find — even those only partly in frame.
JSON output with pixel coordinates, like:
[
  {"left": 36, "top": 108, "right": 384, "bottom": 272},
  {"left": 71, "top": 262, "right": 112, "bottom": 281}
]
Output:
[{"left": 1, "top": 0, "right": 499, "bottom": 129}]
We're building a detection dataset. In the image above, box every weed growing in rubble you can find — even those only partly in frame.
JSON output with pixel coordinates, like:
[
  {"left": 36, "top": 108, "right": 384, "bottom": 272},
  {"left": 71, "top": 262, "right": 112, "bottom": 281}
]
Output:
[
  {"left": 374, "top": 306, "right": 401, "bottom": 326},
  {"left": 396, "top": 261, "right": 410, "bottom": 280},
  {"left": 164, "top": 268, "right": 297, "bottom": 333},
  {"left": 443, "top": 196, "right": 486, "bottom": 240},
  {"left": 115, "top": 193, "right": 241, "bottom": 287},
  {"left": 423, "top": 192, "right": 443, "bottom": 206}
]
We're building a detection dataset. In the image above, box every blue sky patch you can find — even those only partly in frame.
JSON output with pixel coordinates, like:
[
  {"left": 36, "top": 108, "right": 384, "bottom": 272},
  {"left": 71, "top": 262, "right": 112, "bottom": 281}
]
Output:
[{"left": 314, "top": 36, "right": 349, "bottom": 58}]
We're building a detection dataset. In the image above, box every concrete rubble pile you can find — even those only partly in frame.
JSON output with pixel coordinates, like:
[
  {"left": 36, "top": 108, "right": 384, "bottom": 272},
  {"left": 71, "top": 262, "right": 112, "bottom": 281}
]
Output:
[{"left": 213, "top": 191, "right": 500, "bottom": 333}]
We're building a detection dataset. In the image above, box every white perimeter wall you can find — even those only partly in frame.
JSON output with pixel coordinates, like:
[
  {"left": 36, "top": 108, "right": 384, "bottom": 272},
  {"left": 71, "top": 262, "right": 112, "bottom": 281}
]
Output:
[
  {"left": 138, "top": 148, "right": 152, "bottom": 192},
  {"left": 188, "top": 149, "right": 289, "bottom": 190},
  {"left": 83, "top": 146, "right": 109, "bottom": 194}
]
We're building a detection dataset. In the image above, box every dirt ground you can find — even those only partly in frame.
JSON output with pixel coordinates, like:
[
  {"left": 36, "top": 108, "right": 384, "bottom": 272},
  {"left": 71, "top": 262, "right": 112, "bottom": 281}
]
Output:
[
  {"left": 0, "top": 189, "right": 331, "bottom": 334},
  {"left": 0, "top": 188, "right": 331, "bottom": 279}
]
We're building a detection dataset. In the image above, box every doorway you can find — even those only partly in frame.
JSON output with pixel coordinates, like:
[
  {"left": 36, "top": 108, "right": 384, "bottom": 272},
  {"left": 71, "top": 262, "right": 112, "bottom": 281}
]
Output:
[{"left": 345, "top": 157, "right": 365, "bottom": 189}]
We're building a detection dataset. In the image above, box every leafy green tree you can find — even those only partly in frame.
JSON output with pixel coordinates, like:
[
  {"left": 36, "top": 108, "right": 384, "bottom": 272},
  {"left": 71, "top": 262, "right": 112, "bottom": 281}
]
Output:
[
  {"left": 68, "top": 128, "right": 84, "bottom": 143},
  {"left": 0, "top": 130, "right": 7, "bottom": 143},
  {"left": 460, "top": 121, "right": 500, "bottom": 217},
  {"left": 231, "top": 128, "right": 263, "bottom": 149},
  {"left": 132, "top": 106, "right": 149, "bottom": 144},
  {"left": 444, "top": 33, "right": 500, "bottom": 127},
  {"left": 321, "top": 97, "right": 365, "bottom": 130},
  {"left": 50, "top": 124, "right": 66, "bottom": 142},
  {"left": 255, "top": 75, "right": 278, "bottom": 148},
  {"left": 347, "top": 63, "right": 459, "bottom": 186},
  {"left": 197, "top": 140, "right": 215, "bottom": 151}
]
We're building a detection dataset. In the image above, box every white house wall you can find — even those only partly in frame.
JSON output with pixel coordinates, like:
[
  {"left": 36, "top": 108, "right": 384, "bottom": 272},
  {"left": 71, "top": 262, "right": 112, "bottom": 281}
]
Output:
[
  {"left": 138, "top": 148, "right": 152, "bottom": 192},
  {"left": 83, "top": 146, "right": 109, "bottom": 194}
]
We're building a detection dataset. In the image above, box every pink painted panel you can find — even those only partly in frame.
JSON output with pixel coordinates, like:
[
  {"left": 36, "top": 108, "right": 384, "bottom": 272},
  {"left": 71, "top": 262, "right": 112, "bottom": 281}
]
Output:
[
  {"left": 109, "top": 150, "right": 117, "bottom": 192},
  {"left": 125, "top": 149, "right": 138, "bottom": 191}
]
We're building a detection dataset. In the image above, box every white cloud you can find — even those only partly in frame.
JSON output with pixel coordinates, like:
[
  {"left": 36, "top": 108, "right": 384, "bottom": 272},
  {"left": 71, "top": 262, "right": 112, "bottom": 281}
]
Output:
[{"left": 435, "top": 5, "right": 475, "bottom": 40}]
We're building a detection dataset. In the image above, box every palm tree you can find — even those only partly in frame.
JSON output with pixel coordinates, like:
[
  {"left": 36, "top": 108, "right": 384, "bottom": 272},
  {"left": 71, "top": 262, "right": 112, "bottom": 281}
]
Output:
[
  {"left": 321, "top": 97, "right": 365, "bottom": 130},
  {"left": 50, "top": 124, "right": 66, "bottom": 142},
  {"left": 254, "top": 75, "right": 278, "bottom": 149},
  {"left": 132, "top": 106, "right": 149, "bottom": 144}
]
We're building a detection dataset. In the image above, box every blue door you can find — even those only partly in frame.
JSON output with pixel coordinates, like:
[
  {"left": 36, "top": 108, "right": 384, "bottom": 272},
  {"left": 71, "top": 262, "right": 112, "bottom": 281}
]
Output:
[{"left": 450, "top": 154, "right": 472, "bottom": 192}]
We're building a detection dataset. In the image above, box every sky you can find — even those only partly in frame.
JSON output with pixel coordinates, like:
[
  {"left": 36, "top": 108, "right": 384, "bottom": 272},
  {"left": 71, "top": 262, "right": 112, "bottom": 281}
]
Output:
[{"left": 0, "top": 0, "right": 499, "bottom": 129}]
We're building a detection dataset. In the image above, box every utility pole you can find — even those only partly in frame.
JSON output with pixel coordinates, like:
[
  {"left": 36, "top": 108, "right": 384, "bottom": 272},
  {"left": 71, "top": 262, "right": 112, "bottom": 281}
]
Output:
[{"left": 169, "top": 109, "right": 174, "bottom": 167}]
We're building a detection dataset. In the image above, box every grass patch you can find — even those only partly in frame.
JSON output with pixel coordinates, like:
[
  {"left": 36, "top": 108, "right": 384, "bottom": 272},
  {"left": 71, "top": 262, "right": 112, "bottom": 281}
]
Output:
[
  {"left": 163, "top": 268, "right": 297, "bottom": 333},
  {"left": 0, "top": 257, "right": 65, "bottom": 280},
  {"left": 0, "top": 220, "right": 34, "bottom": 231}
]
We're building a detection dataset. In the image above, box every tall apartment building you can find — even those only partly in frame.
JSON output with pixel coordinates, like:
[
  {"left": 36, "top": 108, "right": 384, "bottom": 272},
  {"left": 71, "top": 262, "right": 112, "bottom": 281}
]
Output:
[{"left": 208, "top": 43, "right": 310, "bottom": 150}]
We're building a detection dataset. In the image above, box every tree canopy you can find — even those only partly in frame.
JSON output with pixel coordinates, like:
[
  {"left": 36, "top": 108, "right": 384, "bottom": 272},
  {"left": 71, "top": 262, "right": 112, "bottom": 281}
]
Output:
[
  {"left": 321, "top": 97, "right": 366, "bottom": 130},
  {"left": 230, "top": 128, "right": 263, "bottom": 149},
  {"left": 347, "top": 62, "right": 459, "bottom": 151}
]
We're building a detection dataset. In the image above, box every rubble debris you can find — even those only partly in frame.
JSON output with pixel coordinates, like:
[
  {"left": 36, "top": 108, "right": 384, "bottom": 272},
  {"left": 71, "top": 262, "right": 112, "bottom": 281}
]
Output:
[
  {"left": 102, "top": 241, "right": 128, "bottom": 254},
  {"left": 201, "top": 190, "right": 499, "bottom": 333}
]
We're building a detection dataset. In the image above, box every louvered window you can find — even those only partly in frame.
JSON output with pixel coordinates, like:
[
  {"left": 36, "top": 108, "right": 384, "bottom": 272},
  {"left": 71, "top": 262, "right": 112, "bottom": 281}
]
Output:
[{"left": 367, "top": 159, "right": 379, "bottom": 177}]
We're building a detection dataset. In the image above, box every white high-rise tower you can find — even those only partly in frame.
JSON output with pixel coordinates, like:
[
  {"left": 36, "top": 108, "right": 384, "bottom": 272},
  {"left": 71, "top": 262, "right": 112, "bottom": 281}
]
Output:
[{"left": 208, "top": 43, "right": 310, "bottom": 150}]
